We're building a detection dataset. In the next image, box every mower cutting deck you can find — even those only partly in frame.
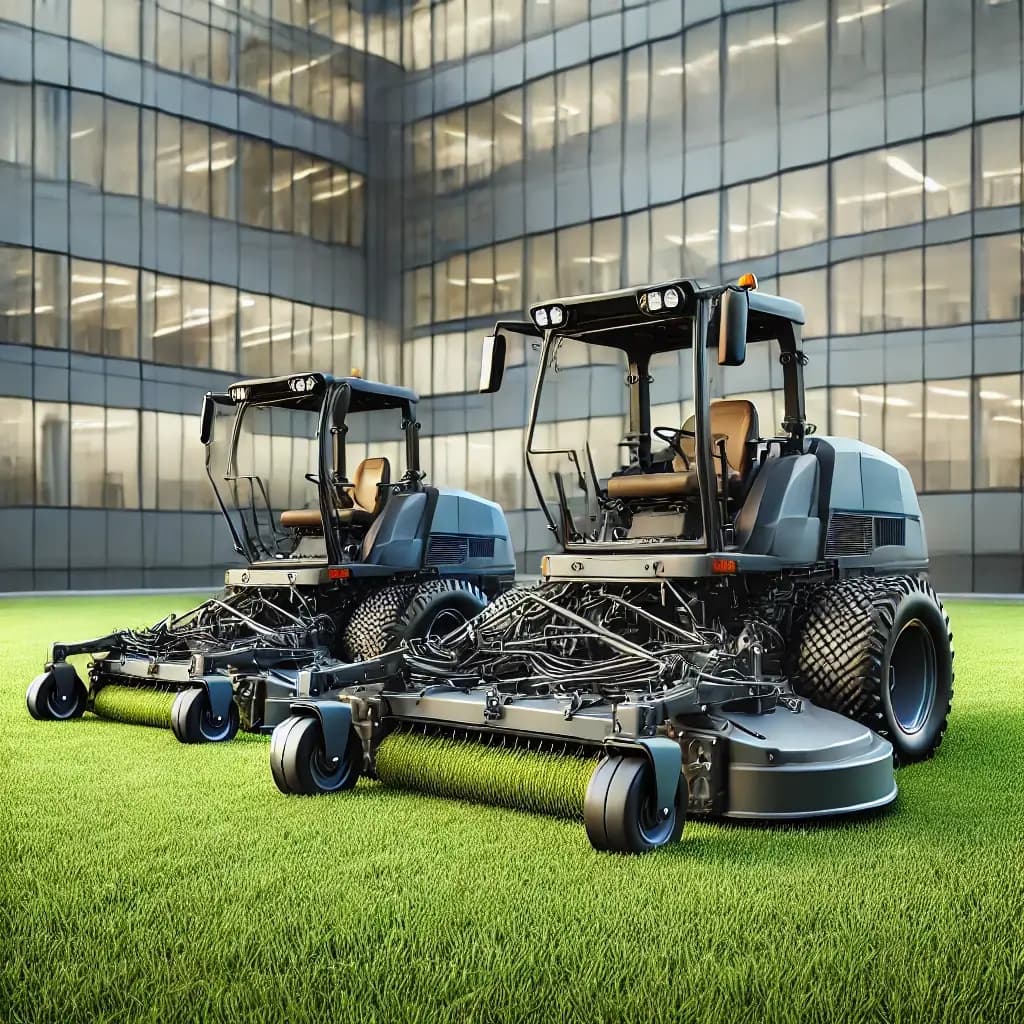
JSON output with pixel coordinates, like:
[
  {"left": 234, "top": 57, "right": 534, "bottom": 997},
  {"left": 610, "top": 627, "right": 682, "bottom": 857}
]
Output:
[
  {"left": 26, "top": 373, "right": 515, "bottom": 742},
  {"left": 269, "top": 275, "right": 953, "bottom": 854}
]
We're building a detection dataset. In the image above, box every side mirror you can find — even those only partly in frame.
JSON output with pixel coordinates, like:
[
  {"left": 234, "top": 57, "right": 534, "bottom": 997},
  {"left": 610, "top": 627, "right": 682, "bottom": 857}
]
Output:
[
  {"left": 200, "top": 393, "right": 216, "bottom": 444},
  {"left": 718, "top": 289, "right": 748, "bottom": 367},
  {"left": 479, "top": 333, "right": 506, "bottom": 394}
]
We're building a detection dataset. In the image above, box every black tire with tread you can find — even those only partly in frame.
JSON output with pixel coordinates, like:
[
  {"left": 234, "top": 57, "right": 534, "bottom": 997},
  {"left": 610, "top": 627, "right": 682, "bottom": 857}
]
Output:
[
  {"left": 584, "top": 755, "right": 685, "bottom": 854},
  {"left": 270, "top": 715, "right": 362, "bottom": 795},
  {"left": 170, "top": 687, "right": 240, "bottom": 744},
  {"left": 343, "top": 579, "right": 488, "bottom": 661},
  {"left": 793, "top": 574, "right": 954, "bottom": 764},
  {"left": 26, "top": 670, "right": 88, "bottom": 721}
]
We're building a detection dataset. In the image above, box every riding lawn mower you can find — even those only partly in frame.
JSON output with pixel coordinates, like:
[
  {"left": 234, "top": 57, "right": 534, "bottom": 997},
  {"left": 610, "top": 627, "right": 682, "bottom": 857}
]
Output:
[
  {"left": 266, "top": 276, "right": 954, "bottom": 854},
  {"left": 26, "top": 373, "right": 515, "bottom": 742}
]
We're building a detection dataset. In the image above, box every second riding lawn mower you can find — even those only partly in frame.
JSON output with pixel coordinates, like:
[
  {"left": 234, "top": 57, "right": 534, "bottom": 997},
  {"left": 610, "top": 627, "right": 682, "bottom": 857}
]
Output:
[
  {"left": 269, "top": 276, "right": 954, "bottom": 855},
  {"left": 26, "top": 373, "right": 514, "bottom": 741}
]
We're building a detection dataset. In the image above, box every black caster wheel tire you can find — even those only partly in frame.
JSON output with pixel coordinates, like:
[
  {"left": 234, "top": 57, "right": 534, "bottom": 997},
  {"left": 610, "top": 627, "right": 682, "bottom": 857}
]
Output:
[
  {"left": 584, "top": 755, "right": 685, "bottom": 855},
  {"left": 170, "top": 687, "right": 240, "bottom": 744},
  {"left": 26, "top": 669, "right": 87, "bottom": 721},
  {"left": 270, "top": 716, "right": 362, "bottom": 796}
]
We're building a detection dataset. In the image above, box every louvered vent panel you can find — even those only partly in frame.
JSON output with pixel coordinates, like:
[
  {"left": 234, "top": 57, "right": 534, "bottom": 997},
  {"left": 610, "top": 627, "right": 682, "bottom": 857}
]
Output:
[
  {"left": 468, "top": 537, "right": 495, "bottom": 558},
  {"left": 825, "top": 512, "right": 874, "bottom": 556},
  {"left": 426, "top": 535, "right": 468, "bottom": 566},
  {"left": 874, "top": 516, "right": 906, "bottom": 548}
]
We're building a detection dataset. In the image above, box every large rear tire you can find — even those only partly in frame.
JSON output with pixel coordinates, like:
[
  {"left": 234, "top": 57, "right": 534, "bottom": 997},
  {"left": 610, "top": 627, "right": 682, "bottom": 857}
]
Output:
[
  {"left": 794, "top": 575, "right": 953, "bottom": 764},
  {"left": 584, "top": 755, "right": 685, "bottom": 854},
  {"left": 343, "top": 579, "right": 488, "bottom": 661}
]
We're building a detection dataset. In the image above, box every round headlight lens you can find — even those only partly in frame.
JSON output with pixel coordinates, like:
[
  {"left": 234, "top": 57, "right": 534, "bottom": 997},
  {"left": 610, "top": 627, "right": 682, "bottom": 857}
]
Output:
[
  {"left": 663, "top": 288, "right": 680, "bottom": 309},
  {"left": 549, "top": 305, "right": 564, "bottom": 325},
  {"left": 535, "top": 307, "right": 549, "bottom": 327}
]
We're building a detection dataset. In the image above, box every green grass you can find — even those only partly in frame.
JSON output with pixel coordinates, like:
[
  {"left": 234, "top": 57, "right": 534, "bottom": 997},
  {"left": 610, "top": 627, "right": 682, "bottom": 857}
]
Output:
[{"left": 1, "top": 594, "right": 1022, "bottom": 1023}]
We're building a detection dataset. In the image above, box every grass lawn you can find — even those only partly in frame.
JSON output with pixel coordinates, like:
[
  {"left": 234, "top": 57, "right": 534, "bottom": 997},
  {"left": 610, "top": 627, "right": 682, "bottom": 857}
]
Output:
[{"left": 1, "top": 594, "right": 1022, "bottom": 1023}]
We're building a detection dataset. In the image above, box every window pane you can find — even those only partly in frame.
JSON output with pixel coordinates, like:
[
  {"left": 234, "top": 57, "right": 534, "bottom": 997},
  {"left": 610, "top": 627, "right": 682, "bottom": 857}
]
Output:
[
  {"left": 105, "top": 407, "right": 139, "bottom": 508},
  {"left": 976, "top": 118, "right": 1022, "bottom": 209},
  {"left": 209, "top": 129, "right": 237, "bottom": 219},
  {"left": 105, "top": 99, "right": 139, "bottom": 196},
  {"left": 884, "top": 249, "right": 923, "bottom": 330},
  {"left": 156, "top": 113, "right": 182, "bottom": 207},
  {"left": 70, "top": 404, "right": 107, "bottom": 506},
  {"left": 34, "top": 251, "right": 68, "bottom": 349},
  {"left": 241, "top": 139, "right": 272, "bottom": 227},
  {"left": 494, "top": 239, "right": 522, "bottom": 314},
  {"left": 70, "top": 258, "right": 105, "bottom": 353},
  {"left": 105, "top": 0, "right": 140, "bottom": 58},
  {"left": 779, "top": 167, "right": 827, "bottom": 250},
  {"left": 104, "top": 265, "right": 138, "bottom": 358},
  {"left": 925, "top": 241, "right": 971, "bottom": 326},
  {"left": 181, "top": 121, "right": 210, "bottom": 214},
  {"left": 976, "top": 375, "right": 1023, "bottom": 489},
  {"left": 35, "top": 401, "right": 69, "bottom": 506},
  {"left": 975, "top": 233, "right": 1023, "bottom": 322},
  {"left": 70, "top": 92, "right": 103, "bottom": 188},
  {"left": 210, "top": 284, "right": 237, "bottom": 371},
  {"left": 924, "top": 380, "right": 970, "bottom": 492},
  {"left": 0, "top": 245, "right": 33, "bottom": 345},
  {"left": 240, "top": 292, "right": 272, "bottom": 375},
  {"left": 0, "top": 397, "right": 33, "bottom": 506},
  {"left": 925, "top": 130, "right": 970, "bottom": 220},
  {"left": 34, "top": 85, "right": 68, "bottom": 181}
]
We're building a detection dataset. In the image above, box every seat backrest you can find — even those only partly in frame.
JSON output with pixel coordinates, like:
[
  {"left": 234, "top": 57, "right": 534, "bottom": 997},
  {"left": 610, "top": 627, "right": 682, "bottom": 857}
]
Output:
[
  {"left": 352, "top": 457, "right": 390, "bottom": 512},
  {"left": 679, "top": 400, "right": 759, "bottom": 476}
]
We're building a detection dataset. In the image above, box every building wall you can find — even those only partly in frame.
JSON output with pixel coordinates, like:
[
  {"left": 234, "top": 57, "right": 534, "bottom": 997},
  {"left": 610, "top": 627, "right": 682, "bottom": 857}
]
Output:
[
  {"left": 0, "top": 0, "right": 1021, "bottom": 591},
  {"left": 0, "top": 1, "right": 402, "bottom": 588},
  {"left": 398, "top": 0, "right": 1024, "bottom": 591}
]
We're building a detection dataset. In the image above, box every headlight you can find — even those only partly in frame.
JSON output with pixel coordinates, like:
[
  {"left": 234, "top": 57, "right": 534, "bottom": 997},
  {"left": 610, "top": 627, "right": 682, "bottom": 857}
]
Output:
[
  {"left": 663, "top": 287, "right": 680, "bottom": 309},
  {"left": 647, "top": 290, "right": 663, "bottom": 312},
  {"left": 531, "top": 304, "right": 567, "bottom": 329},
  {"left": 230, "top": 386, "right": 248, "bottom": 402}
]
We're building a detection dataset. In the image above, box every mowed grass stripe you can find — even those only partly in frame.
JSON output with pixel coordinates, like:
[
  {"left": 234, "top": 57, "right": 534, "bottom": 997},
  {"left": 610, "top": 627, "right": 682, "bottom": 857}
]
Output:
[{"left": 1, "top": 594, "right": 1022, "bottom": 1023}]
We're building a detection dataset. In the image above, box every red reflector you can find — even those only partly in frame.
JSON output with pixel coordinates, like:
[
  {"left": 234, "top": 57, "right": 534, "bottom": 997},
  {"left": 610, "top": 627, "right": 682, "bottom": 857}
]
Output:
[
  {"left": 328, "top": 567, "right": 350, "bottom": 580},
  {"left": 712, "top": 558, "right": 738, "bottom": 574}
]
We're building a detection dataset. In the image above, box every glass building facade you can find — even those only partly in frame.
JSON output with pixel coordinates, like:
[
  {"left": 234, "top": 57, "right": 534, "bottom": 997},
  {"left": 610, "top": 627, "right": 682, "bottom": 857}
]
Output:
[{"left": 0, "top": 0, "right": 1022, "bottom": 590}]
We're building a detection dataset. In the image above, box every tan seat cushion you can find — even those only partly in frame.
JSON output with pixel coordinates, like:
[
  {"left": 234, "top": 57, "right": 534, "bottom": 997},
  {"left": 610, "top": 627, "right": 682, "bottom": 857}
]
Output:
[
  {"left": 279, "top": 456, "right": 391, "bottom": 531},
  {"left": 280, "top": 508, "right": 322, "bottom": 529},
  {"left": 607, "top": 471, "right": 699, "bottom": 499}
]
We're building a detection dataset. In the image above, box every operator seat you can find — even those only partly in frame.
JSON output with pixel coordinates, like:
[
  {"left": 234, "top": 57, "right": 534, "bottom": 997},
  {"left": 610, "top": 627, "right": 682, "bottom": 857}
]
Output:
[
  {"left": 606, "top": 400, "right": 759, "bottom": 501},
  {"left": 279, "top": 457, "right": 391, "bottom": 531}
]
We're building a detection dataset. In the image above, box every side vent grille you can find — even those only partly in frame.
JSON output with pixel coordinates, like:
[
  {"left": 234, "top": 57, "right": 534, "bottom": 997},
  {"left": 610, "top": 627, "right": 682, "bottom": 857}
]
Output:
[
  {"left": 468, "top": 537, "right": 495, "bottom": 558},
  {"left": 826, "top": 512, "right": 907, "bottom": 557},
  {"left": 825, "top": 512, "right": 874, "bottom": 557},
  {"left": 426, "top": 536, "right": 468, "bottom": 566},
  {"left": 874, "top": 516, "right": 906, "bottom": 548}
]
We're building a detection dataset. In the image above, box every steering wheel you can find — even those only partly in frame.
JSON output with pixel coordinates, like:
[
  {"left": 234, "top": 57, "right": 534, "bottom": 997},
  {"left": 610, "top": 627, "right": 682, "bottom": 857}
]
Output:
[{"left": 653, "top": 426, "right": 690, "bottom": 470}]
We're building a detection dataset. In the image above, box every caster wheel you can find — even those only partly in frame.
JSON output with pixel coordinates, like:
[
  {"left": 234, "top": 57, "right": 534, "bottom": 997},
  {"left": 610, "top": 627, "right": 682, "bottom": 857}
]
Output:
[
  {"left": 26, "top": 667, "right": 87, "bottom": 721},
  {"left": 270, "top": 715, "right": 362, "bottom": 795},
  {"left": 170, "top": 687, "right": 239, "bottom": 743},
  {"left": 584, "top": 755, "right": 685, "bottom": 854}
]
